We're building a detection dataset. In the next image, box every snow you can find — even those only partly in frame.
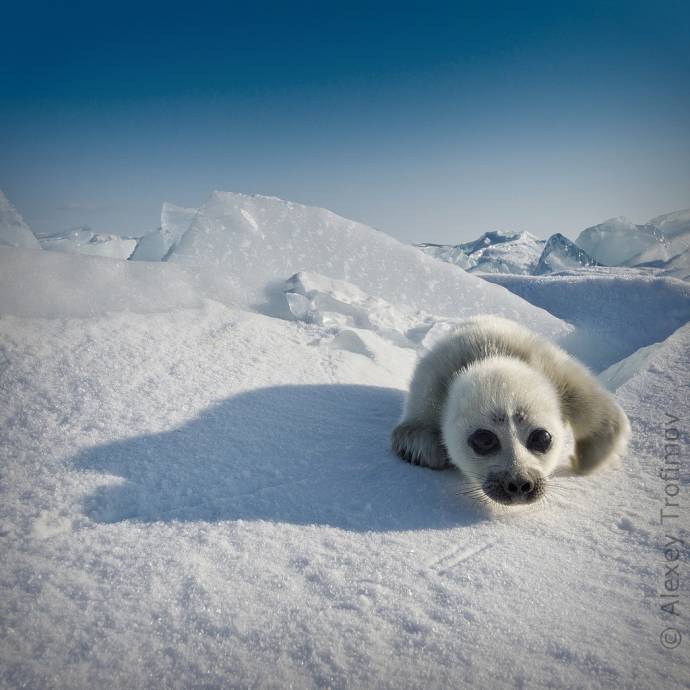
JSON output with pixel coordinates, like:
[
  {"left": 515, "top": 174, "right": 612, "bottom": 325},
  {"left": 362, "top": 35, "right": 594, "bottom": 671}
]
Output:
[
  {"left": 0, "top": 189, "right": 41, "bottom": 250},
  {"left": 38, "top": 226, "right": 138, "bottom": 260},
  {"left": 483, "top": 269, "right": 690, "bottom": 371},
  {"left": 418, "top": 210, "right": 690, "bottom": 282},
  {"left": 130, "top": 202, "right": 197, "bottom": 262},
  {"left": 418, "top": 231, "right": 545, "bottom": 275},
  {"left": 0, "top": 247, "right": 204, "bottom": 318},
  {"left": 167, "top": 192, "right": 566, "bottom": 339},
  {"left": 418, "top": 230, "right": 601, "bottom": 277},
  {"left": 638, "top": 248, "right": 690, "bottom": 282},
  {"left": 284, "top": 271, "right": 465, "bottom": 351},
  {"left": 597, "top": 323, "right": 690, "bottom": 391},
  {"left": 634, "top": 211, "right": 690, "bottom": 278},
  {"left": 2, "top": 191, "right": 689, "bottom": 689}
]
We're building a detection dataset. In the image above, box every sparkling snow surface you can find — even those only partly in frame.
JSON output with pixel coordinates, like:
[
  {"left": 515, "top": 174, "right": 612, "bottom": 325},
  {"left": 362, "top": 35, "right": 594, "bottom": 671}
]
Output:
[
  {"left": 1, "top": 193, "right": 689, "bottom": 689},
  {"left": 166, "top": 192, "right": 566, "bottom": 338}
]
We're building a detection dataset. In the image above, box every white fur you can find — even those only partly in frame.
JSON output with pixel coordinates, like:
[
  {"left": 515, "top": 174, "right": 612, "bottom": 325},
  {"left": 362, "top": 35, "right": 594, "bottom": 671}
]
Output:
[
  {"left": 391, "top": 315, "right": 630, "bottom": 503},
  {"left": 441, "top": 357, "right": 566, "bottom": 486}
]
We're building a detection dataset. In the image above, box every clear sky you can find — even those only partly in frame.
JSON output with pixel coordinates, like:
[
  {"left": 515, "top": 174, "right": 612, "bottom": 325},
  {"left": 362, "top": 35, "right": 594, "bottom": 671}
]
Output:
[{"left": 1, "top": 1, "right": 689, "bottom": 243}]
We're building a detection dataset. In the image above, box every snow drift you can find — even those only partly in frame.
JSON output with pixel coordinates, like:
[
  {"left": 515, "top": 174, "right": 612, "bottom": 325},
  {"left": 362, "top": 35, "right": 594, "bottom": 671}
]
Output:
[
  {"left": 483, "top": 269, "right": 690, "bottom": 370},
  {"left": 167, "top": 192, "right": 568, "bottom": 338},
  {"left": 38, "top": 226, "right": 138, "bottom": 260},
  {"left": 284, "top": 271, "right": 465, "bottom": 351},
  {"left": 418, "top": 230, "right": 545, "bottom": 275},
  {"left": 0, "top": 247, "right": 205, "bottom": 318}
]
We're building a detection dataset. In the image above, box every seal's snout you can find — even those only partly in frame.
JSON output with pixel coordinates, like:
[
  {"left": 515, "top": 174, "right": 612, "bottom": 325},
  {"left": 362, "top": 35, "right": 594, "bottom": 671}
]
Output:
[{"left": 483, "top": 469, "right": 545, "bottom": 505}]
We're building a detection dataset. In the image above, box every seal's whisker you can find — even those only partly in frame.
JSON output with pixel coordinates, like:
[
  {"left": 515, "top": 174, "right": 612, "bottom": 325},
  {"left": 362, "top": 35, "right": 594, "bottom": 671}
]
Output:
[
  {"left": 456, "top": 486, "right": 485, "bottom": 496},
  {"left": 545, "top": 467, "right": 575, "bottom": 480}
]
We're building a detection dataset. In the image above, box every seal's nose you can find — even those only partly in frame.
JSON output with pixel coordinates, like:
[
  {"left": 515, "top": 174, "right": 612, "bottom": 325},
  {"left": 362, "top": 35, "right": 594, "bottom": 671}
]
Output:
[
  {"left": 500, "top": 469, "right": 543, "bottom": 502},
  {"left": 503, "top": 476, "right": 534, "bottom": 496},
  {"left": 482, "top": 468, "right": 545, "bottom": 505}
]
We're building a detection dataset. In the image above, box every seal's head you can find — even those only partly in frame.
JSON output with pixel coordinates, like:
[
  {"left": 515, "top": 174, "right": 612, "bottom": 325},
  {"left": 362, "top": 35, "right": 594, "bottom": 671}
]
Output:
[{"left": 441, "top": 356, "right": 567, "bottom": 506}]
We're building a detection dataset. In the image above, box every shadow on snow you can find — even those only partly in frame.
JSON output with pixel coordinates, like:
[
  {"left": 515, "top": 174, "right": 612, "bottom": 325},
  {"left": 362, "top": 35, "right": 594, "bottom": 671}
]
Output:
[{"left": 72, "top": 384, "right": 486, "bottom": 531}]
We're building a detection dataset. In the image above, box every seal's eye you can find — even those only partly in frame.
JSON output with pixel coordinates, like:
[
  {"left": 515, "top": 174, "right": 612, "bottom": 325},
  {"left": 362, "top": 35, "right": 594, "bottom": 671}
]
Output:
[
  {"left": 468, "top": 429, "right": 500, "bottom": 455},
  {"left": 527, "top": 428, "right": 552, "bottom": 453}
]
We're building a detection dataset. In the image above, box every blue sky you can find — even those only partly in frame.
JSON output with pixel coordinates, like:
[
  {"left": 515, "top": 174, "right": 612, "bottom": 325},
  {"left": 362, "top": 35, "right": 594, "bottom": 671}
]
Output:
[{"left": 1, "top": 1, "right": 689, "bottom": 242}]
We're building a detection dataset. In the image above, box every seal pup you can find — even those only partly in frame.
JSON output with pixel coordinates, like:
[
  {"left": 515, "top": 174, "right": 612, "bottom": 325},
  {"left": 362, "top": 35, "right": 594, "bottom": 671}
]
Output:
[{"left": 391, "top": 315, "right": 630, "bottom": 505}]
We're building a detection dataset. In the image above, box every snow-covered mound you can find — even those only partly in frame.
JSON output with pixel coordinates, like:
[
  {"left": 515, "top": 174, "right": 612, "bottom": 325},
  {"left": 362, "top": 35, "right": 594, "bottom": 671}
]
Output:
[
  {"left": 648, "top": 208, "right": 690, "bottom": 239},
  {"left": 634, "top": 248, "right": 690, "bottom": 282},
  {"left": 418, "top": 230, "right": 545, "bottom": 275},
  {"left": 419, "top": 209, "right": 690, "bottom": 281},
  {"left": 635, "top": 209, "right": 690, "bottom": 270},
  {"left": 662, "top": 248, "right": 690, "bottom": 280},
  {"left": 418, "top": 230, "right": 600, "bottom": 276},
  {"left": 575, "top": 217, "right": 667, "bottom": 266},
  {"left": 597, "top": 328, "right": 681, "bottom": 392},
  {"left": 284, "top": 271, "right": 463, "bottom": 351},
  {"left": 285, "top": 271, "right": 424, "bottom": 343},
  {"left": 0, "top": 247, "right": 205, "bottom": 318},
  {"left": 534, "top": 233, "right": 600, "bottom": 274},
  {"left": 573, "top": 210, "right": 690, "bottom": 279},
  {"left": 464, "top": 231, "right": 545, "bottom": 274},
  {"left": 130, "top": 202, "right": 197, "bottom": 261},
  {"left": 38, "top": 226, "right": 138, "bottom": 260},
  {"left": 2, "top": 243, "right": 688, "bottom": 688},
  {"left": 167, "top": 192, "right": 567, "bottom": 338},
  {"left": 483, "top": 269, "right": 690, "bottom": 370},
  {"left": 0, "top": 189, "right": 41, "bottom": 249}
]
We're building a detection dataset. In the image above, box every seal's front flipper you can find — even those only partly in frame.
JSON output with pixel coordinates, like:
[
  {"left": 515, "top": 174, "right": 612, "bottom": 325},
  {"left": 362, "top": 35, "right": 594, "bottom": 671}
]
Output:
[
  {"left": 390, "top": 423, "right": 451, "bottom": 470},
  {"left": 570, "top": 401, "right": 630, "bottom": 474}
]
